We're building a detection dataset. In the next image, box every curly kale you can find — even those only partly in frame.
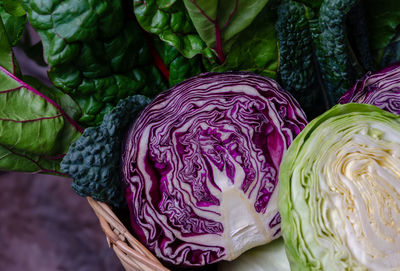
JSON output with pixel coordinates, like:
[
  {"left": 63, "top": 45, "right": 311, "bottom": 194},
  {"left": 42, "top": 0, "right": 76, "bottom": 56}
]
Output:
[
  {"left": 20, "top": 0, "right": 167, "bottom": 126},
  {"left": 60, "top": 95, "right": 150, "bottom": 207}
]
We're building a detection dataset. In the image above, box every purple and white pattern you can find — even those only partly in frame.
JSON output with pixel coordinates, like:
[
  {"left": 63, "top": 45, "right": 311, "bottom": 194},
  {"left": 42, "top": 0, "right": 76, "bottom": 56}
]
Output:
[
  {"left": 122, "top": 72, "right": 307, "bottom": 266},
  {"left": 339, "top": 63, "right": 400, "bottom": 115}
]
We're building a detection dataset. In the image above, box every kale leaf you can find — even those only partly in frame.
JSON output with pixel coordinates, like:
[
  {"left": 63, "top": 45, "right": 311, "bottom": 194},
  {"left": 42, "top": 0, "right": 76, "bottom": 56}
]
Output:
[{"left": 61, "top": 95, "right": 150, "bottom": 206}]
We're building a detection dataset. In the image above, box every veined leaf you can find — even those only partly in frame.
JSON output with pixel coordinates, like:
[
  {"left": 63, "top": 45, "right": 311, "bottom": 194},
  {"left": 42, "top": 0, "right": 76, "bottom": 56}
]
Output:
[
  {"left": 0, "top": 65, "right": 82, "bottom": 174},
  {"left": 212, "top": 4, "right": 279, "bottom": 79},
  {"left": 61, "top": 95, "right": 150, "bottom": 206},
  {"left": 183, "top": 0, "right": 269, "bottom": 63},
  {"left": 276, "top": 0, "right": 326, "bottom": 118},
  {"left": 276, "top": 0, "right": 369, "bottom": 118},
  {"left": 381, "top": 30, "right": 400, "bottom": 67},
  {"left": 0, "top": 144, "right": 61, "bottom": 174}
]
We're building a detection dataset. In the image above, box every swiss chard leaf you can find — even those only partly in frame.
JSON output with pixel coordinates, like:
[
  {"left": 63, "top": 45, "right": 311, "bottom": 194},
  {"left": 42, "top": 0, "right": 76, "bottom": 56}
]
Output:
[
  {"left": 152, "top": 37, "right": 205, "bottom": 86},
  {"left": 1, "top": 0, "right": 26, "bottom": 17},
  {"left": 364, "top": 0, "right": 400, "bottom": 67},
  {"left": 211, "top": 4, "right": 279, "bottom": 79},
  {"left": 134, "top": 0, "right": 214, "bottom": 59},
  {"left": 0, "top": 15, "right": 13, "bottom": 73},
  {"left": 0, "top": 5, "right": 26, "bottom": 47},
  {"left": 0, "top": 144, "right": 61, "bottom": 174},
  {"left": 21, "top": 0, "right": 167, "bottom": 126},
  {"left": 183, "top": 0, "right": 269, "bottom": 63},
  {"left": 0, "top": 65, "right": 82, "bottom": 174}
]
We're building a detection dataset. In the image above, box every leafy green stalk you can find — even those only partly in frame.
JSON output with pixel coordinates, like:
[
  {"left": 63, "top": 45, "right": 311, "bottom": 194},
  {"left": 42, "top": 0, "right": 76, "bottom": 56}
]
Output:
[
  {"left": 152, "top": 37, "right": 205, "bottom": 86},
  {"left": 183, "top": 0, "right": 269, "bottom": 63},
  {"left": 0, "top": 65, "right": 82, "bottom": 174},
  {"left": 134, "top": 0, "right": 214, "bottom": 59},
  {"left": 20, "top": 0, "right": 168, "bottom": 126},
  {"left": 212, "top": 3, "right": 279, "bottom": 79}
]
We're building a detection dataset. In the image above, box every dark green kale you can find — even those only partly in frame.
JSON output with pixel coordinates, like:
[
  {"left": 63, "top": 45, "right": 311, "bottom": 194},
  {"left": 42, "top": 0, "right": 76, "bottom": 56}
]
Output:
[
  {"left": 276, "top": 0, "right": 324, "bottom": 116},
  {"left": 314, "top": 0, "right": 364, "bottom": 103},
  {"left": 60, "top": 95, "right": 150, "bottom": 207},
  {"left": 276, "top": 0, "right": 371, "bottom": 116}
]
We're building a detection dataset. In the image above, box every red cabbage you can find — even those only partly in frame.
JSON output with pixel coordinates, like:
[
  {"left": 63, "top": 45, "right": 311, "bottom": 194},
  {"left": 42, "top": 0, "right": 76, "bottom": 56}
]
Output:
[
  {"left": 121, "top": 72, "right": 307, "bottom": 266},
  {"left": 339, "top": 63, "right": 400, "bottom": 114}
]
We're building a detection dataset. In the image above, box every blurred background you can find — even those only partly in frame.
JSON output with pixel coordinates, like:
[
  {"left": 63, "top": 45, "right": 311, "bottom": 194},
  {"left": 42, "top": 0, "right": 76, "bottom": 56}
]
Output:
[{"left": 0, "top": 172, "right": 124, "bottom": 271}]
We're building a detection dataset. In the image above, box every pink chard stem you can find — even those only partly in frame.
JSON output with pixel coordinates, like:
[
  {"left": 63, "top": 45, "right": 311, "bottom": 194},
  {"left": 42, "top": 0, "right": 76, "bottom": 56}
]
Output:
[{"left": 191, "top": 0, "right": 226, "bottom": 63}]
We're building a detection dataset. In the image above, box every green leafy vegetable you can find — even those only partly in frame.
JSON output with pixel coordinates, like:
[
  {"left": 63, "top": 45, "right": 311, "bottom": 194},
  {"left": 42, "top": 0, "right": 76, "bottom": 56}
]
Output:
[
  {"left": 21, "top": 0, "right": 167, "bottom": 126},
  {"left": 183, "top": 0, "right": 269, "bottom": 62},
  {"left": 0, "top": 16, "right": 14, "bottom": 73},
  {"left": 0, "top": 11, "right": 26, "bottom": 47},
  {"left": 313, "top": 0, "right": 365, "bottom": 103},
  {"left": 152, "top": 38, "right": 205, "bottom": 86},
  {"left": 276, "top": 0, "right": 370, "bottom": 114},
  {"left": 212, "top": 4, "right": 279, "bottom": 79},
  {"left": 1, "top": 0, "right": 26, "bottom": 17},
  {"left": 61, "top": 95, "right": 150, "bottom": 206},
  {"left": 364, "top": 0, "right": 400, "bottom": 67},
  {"left": 0, "top": 65, "right": 82, "bottom": 174},
  {"left": 276, "top": 0, "right": 324, "bottom": 115},
  {"left": 134, "top": 0, "right": 214, "bottom": 59}
]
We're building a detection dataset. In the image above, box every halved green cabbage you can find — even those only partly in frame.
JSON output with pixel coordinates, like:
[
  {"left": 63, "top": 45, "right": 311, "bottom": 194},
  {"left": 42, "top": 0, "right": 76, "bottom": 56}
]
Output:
[
  {"left": 218, "top": 238, "right": 290, "bottom": 271},
  {"left": 279, "top": 103, "right": 400, "bottom": 271}
]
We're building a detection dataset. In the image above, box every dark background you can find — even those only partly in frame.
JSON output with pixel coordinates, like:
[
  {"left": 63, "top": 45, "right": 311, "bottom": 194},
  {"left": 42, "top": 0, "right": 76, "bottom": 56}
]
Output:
[
  {"left": 0, "top": 25, "right": 123, "bottom": 271},
  {"left": 0, "top": 172, "right": 124, "bottom": 271}
]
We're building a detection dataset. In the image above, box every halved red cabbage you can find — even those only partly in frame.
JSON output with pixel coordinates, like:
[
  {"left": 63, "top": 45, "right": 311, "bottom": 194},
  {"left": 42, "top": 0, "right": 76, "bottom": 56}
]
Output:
[
  {"left": 121, "top": 72, "right": 307, "bottom": 266},
  {"left": 339, "top": 63, "right": 400, "bottom": 114}
]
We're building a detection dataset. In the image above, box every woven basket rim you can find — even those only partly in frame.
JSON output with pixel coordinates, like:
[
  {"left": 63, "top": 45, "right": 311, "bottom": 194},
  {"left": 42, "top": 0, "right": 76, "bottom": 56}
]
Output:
[{"left": 87, "top": 197, "right": 170, "bottom": 271}]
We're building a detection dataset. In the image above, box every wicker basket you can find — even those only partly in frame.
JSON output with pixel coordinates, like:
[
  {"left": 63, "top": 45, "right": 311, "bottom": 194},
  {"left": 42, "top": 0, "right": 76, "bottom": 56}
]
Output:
[{"left": 87, "top": 197, "right": 170, "bottom": 271}]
